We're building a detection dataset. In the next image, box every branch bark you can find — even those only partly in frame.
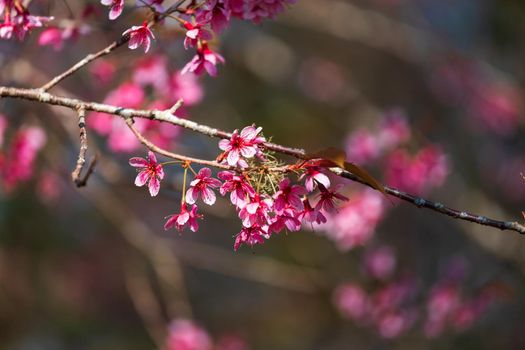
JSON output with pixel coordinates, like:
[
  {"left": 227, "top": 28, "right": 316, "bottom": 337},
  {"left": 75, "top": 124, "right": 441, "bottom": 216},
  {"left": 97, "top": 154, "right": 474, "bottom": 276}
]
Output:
[{"left": 1, "top": 85, "right": 523, "bottom": 235}]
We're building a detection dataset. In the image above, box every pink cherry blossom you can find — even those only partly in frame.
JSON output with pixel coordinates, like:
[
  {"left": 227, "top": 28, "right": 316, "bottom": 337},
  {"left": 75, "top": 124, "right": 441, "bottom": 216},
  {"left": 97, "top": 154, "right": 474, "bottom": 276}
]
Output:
[
  {"left": 165, "top": 319, "right": 212, "bottom": 350},
  {"left": 314, "top": 183, "right": 349, "bottom": 213},
  {"left": 321, "top": 189, "right": 384, "bottom": 251},
  {"left": 90, "top": 59, "right": 116, "bottom": 84},
  {"left": 195, "top": 0, "right": 231, "bottom": 33},
  {"left": 299, "top": 166, "right": 330, "bottom": 192},
  {"left": 181, "top": 43, "right": 225, "bottom": 77},
  {"left": 132, "top": 55, "right": 169, "bottom": 91},
  {"left": 217, "top": 171, "right": 256, "bottom": 208},
  {"left": 186, "top": 167, "right": 222, "bottom": 205},
  {"left": 171, "top": 71, "right": 204, "bottom": 106},
  {"left": 234, "top": 225, "right": 267, "bottom": 251},
  {"left": 299, "top": 198, "right": 327, "bottom": 225},
  {"left": 123, "top": 22, "right": 155, "bottom": 53},
  {"left": 238, "top": 194, "right": 273, "bottom": 228},
  {"left": 218, "top": 125, "right": 265, "bottom": 167},
  {"left": 345, "top": 129, "right": 380, "bottom": 164},
  {"left": 129, "top": 151, "right": 164, "bottom": 196},
  {"left": 269, "top": 208, "right": 302, "bottom": 233},
  {"left": 38, "top": 27, "right": 63, "bottom": 50},
  {"left": 2, "top": 126, "right": 46, "bottom": 191},
  {"left": 333, "top": 284, "right": 369, "bottom": 322},
  {"left": 183, "top": 22, "right": 212, "bottom": 49},
  {"left": 273, "top": 178, "right": 306, "bottom": 213},
  {"left": 100, "top": 0, "right": 124, "bottom": 20},
  {"left": 385, "top": 146, "right": 449, "bottom": 196},
  {"left": 363, "top": 246, "right": 397, "bottom": 281},
  {"left": 164, "top": 203, "right": 202, "bottom": 232}
]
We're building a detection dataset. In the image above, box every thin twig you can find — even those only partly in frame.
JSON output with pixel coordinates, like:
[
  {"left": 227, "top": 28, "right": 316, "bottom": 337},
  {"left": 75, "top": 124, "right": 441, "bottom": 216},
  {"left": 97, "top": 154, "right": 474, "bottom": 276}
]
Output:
[
  {"left": 126, "top": 119, "right": 233, "bottom": 170},
  {"left": 70, "top": 106, "right": 90, "bottom": 186},
  {"left": 0, "top": 86, "right": 524, "bottom": 235},
  {"left": 38, "top": 2, "right": 186, "bottom": 92}
]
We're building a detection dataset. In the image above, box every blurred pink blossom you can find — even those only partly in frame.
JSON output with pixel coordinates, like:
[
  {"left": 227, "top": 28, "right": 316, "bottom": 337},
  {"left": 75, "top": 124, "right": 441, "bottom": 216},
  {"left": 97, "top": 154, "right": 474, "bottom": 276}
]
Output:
[
  {"left": 90, "top": 59, "right": 116, "bottom": 85},
  {"left": 363, "top": 246, "right": 397, "bottom": 281},
  {"left": 166, "top": 319, "right": 212, "bottom": 350},
  {"left": 385, "top": 146, "right": 449, "bottom": 196},
  {"left": 2, "top": 126, "right": 46, "bottom": 191},
  {"left": 321, "top": 189, "right": 385, "bottom": 251},
  {"left": 333, "top": 284, "right": 369, "bottom": 322}
]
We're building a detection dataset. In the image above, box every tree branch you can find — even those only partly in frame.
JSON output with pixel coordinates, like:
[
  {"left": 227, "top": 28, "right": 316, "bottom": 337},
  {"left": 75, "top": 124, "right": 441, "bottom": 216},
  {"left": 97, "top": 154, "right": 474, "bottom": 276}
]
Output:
[
  {"left": 0, "top": 85, "right": 524, "bottom": 235},
  {"left": 70, "top": 105, "right": 96, "bottom": 187}
]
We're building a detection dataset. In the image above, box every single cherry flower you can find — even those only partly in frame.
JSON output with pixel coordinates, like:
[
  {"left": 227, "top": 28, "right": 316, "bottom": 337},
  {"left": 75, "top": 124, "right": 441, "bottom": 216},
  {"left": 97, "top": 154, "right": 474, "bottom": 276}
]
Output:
[
  {"left": 123, "top": 22, "right": 155, "bottom": 53},
  {"left": 299, "top": 198, "right": 327, "bottom": 225},
  {"left": 217, "top": 170, "right": 256, "bottom": 208},
  {"left": 300, "top": 165, "right": 330, "bottom": 192},
  {"left": 186, "top": 167, "right": 222, "bottom": 205},
  {"left": 101, "top": 0, "right": 124, "bottom": 20},
  {"left": 273, "top": 178, "right": 306, "bottom": 213},
  {"left": 315, "top": 183, "right": 349, "bottom": 213},
  {"left": 269, "top": 208, "right": 302, "bottom": 234},
  {"left": 238, "top": 194, "right": 273, "bottom": 228},
  {"left": 234, "top": 225, "right": 267, "bottom": 251},
  {"left": 181, "top": 42, "right": 224, "bottom": 77},
  {"left": 129, "top": 151, "right": 164, "bottom": 196},
  {"left": 218, "top": 125, "right": 265, "bottom": 167},
  {"left": 164, "top": 203, "right": 201, "bottom": 232}
]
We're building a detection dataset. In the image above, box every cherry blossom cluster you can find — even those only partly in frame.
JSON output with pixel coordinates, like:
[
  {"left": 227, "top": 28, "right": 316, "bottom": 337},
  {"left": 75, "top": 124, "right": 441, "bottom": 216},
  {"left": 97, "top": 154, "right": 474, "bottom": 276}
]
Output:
[
  {"left": 0, "top": 0, "right": 53, "bottom": 40},
  {"left": 333, "top": 251, "right": 506, "bottom": 339},
  {"left": 89, "top": 54, "right": 203, "bottom": 153},
  {"left": 103, "top": 0, "right": 295, "bottom": 77},
  {"left": 129, "top": 124, "right": 354, "bottom": 250},
  {"left": 165, "top": 319, "right": 248, "bottom": 350}
]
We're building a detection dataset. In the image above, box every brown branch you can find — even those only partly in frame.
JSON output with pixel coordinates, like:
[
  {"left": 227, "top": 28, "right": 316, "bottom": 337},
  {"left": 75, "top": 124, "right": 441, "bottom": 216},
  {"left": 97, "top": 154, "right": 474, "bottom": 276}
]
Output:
[
  {"left": 1, "top": 86, "right": 524, "bottom": 235},
  {"left": 70, "top": 105, "right": 95, "bottom": 187}
]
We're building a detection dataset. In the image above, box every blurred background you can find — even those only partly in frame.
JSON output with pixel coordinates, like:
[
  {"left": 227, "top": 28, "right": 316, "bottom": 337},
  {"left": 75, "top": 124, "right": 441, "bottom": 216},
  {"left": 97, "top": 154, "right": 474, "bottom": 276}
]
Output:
[{"left": 1, "top": 0, "right": 525, "bottom": 349}]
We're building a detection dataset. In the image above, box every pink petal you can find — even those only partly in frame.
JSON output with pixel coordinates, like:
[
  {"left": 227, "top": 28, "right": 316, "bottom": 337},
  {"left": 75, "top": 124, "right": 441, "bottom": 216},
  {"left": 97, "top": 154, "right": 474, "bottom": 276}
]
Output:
[
  {"left": 147, "top": 151, "right": 157, "bottom": 164},
  {"left": 218, "top": 139, "right": 231, "bottom": 151},
  {"left": 156, "top": 166, "right": 165, "bottom": 180},
  {"left": 227, "top": 149, "right": 240, "bottom": 166},
  {"left": 177, "top": 212, "right": 190, "bottom": 225},
  {"left": 199, "top": 167, "right": 212, "bottom": 178},
  {"left": 135, "top": 170, "right": 149, "bottom": 187},
  {"left": 129, "top": 157, "right": 148, "bottom": 167},
  {"left": 186, "top": 28, "right": 199, "bottom": 39},
  {"left": 164, "top": 215, "right": 177, "bottom": 230},
  {"left": 314, "top": 172, "right": 331, "bottom": 189},
  {"left": 240, "top": 146, "right": 256, "bottom": 158},
  {"left": 185, "top": 187, "right": 197, "bottom": 204},
  {"left": 202, "top": 188, "right": 216, "bottom": 205},
  {"left": 240, "top": 126, "right": 257, "bottom": 139},
  {"left": 148, "top": 176, "right": 160, "bottom": 196}
]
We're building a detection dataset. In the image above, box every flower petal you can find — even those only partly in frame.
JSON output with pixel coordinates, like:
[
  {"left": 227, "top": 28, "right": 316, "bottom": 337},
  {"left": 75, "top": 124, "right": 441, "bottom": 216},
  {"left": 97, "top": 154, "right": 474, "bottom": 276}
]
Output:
[
  {"left": 135, "top": 170, "right": 149, "bottom": 187},
  {"left": 148, "top": 176, "right": 160, "bottom": 196},
  {"left": 129, "top": 157, "right": 148, "bottom": 167}
]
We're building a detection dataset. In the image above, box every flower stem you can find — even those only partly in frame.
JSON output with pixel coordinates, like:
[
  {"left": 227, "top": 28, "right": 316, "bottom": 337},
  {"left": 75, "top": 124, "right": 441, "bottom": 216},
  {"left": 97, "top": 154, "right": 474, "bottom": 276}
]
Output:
[{"left": 181, "top": 167, "right": 188, "bottom": 205}]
